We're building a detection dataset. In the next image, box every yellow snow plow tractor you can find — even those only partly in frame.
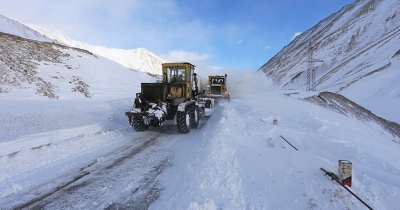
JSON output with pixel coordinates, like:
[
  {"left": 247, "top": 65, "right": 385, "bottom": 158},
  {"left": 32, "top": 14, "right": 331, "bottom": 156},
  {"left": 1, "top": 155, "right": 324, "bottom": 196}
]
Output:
[
  {"left": 125, "top": 62, "right": 213, "bottom": 134},
  {"left": 204, "top": 74, "right": 230, "bottom": 102}
]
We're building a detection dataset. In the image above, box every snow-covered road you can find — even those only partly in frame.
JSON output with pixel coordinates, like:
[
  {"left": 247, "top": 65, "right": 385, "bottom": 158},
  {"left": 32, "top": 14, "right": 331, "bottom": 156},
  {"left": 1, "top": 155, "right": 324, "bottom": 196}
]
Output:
[
  {"left": 151, "top": 90, "right": 400, "bottom": 210},
  {"left": 1, "top": 83, "right": 399, "bottom": 209},
  {"left": 0, "top": 99, "right": 207, "bottom": 209}
]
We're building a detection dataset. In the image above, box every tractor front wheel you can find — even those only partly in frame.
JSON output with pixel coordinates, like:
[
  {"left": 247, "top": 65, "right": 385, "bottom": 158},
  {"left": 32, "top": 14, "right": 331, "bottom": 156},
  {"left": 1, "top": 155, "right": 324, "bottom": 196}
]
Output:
[
  {"left": 133, "top": 115, "right": 149, "bottom": 131},
  {"left": 177, "top": 108, "right": 191, "bottom": 134}
]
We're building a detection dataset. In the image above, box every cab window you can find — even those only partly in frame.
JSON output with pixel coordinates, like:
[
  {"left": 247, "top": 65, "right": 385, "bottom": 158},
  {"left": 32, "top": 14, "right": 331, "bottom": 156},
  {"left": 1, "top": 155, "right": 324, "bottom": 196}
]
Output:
[
  {"left": 165, "top": 66, "right": 186, "bottom": 83},
  {"left": 188, "top": 66, "right": 193, "bottom": 83}
]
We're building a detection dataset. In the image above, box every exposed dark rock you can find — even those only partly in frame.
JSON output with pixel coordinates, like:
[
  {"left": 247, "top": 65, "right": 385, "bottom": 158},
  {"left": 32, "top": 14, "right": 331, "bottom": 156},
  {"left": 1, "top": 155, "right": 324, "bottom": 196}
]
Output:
[{"left": 305, "top": 92, "right": 400, "bottom": 141}]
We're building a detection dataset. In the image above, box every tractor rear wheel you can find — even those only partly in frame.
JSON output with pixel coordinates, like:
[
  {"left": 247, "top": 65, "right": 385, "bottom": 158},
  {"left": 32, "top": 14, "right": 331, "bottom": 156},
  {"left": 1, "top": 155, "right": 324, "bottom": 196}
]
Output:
[
  {"left": 133, "top": 115, "right": 149, "bottom": 131},
  {"left": 177, "top": 108, "right": 191, "bottom": 134}
]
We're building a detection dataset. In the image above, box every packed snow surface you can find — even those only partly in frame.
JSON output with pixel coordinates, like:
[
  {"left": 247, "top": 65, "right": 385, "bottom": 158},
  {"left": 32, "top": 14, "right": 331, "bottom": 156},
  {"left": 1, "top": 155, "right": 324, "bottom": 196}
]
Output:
[{"left": 0, "top": 72, "right": 399, "bottom": 209}]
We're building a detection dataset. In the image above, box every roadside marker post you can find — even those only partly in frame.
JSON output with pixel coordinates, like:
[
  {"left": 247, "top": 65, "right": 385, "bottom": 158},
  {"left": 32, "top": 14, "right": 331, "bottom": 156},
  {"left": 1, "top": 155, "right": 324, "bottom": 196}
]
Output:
[{"left": 339, "top": 160, "right": 352, "bottom": 187}]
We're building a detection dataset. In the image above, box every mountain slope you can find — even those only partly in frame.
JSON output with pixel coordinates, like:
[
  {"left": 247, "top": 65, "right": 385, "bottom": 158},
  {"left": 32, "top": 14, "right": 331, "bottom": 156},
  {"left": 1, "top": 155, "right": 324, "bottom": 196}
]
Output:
[
  {"left": 0, "top": 14, "right": 156, "bottom": 100},
  {"left": 258, "top": 0, "right": 400, "bottom": 123},
  {"left": 0, "top": 14, "right": 53, "bottom": 42},
  {"left": 0, "top": 31, "right": 155, "bottom": 100},
  {"left": 27, "top": 25, "right": 168, "bottom": 75}
]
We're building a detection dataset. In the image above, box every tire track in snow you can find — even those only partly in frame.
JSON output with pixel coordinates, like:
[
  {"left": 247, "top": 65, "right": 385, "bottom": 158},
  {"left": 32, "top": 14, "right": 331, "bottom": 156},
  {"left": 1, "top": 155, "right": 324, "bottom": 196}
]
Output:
[{"left": 4, "top": 127, "right": 173, "bottom": 209}]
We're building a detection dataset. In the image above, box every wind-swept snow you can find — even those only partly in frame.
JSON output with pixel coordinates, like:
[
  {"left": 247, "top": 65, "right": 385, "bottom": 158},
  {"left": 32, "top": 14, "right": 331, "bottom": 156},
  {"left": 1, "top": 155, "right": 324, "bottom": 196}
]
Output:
[
  {"left": 151, "top": 72, "right": 400, "bottom": 210},
  {"left": 0, "top": 72, "right": 399, "bottom": 209}
]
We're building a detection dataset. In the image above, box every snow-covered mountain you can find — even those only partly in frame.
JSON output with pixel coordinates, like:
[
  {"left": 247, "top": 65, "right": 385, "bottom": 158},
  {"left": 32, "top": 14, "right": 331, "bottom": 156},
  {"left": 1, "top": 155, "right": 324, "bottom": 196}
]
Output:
[
  {"left": 0, "top": 15, "right": 156, "bottom": 100},
  {"left": 258, "top": 0, "right": 400, "bottom": 124},
  {"left": 27, "top": 25, "right": 168, "bottom": 75},
  {"left": 0, "top": 14, "right": 54, "bottom": 42}
]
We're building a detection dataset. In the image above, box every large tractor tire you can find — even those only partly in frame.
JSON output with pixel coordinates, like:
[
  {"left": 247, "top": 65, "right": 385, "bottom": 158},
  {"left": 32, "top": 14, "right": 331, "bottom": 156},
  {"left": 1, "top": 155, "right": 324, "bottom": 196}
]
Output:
[
  {"left": 177, "top": 107, "right": 191, "bottom": 134},
  {"left": 198, "top": 106, "right": 205, "bottom": 118},
  {"left": 205, "top": 99, "right": 212, "bottom": 108},
  {"left": 190, "top": 106, "right": 199, "bottom": 129},
  {"left": 133, "top": 115, "right": 149, "bottom": 131}
]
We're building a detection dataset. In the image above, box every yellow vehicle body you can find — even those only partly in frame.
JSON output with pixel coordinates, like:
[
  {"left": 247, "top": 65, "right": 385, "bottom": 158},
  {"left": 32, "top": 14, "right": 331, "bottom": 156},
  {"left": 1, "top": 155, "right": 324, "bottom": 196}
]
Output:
[
  {"left": 125, "top": 62, "right": 212, "bottom": 134},
  {"left": 204, "top": 74, "right": 230, "bottom": 99},
  {"left": 161, "top": 62, "right": 197, "bottom": 106}
]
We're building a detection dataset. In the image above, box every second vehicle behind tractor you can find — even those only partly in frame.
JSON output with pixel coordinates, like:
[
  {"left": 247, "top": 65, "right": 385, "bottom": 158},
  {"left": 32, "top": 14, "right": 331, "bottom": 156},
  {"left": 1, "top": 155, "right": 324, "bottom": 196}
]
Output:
[{"left": 204, "top": 74, "right": 230, "bottom": 102}]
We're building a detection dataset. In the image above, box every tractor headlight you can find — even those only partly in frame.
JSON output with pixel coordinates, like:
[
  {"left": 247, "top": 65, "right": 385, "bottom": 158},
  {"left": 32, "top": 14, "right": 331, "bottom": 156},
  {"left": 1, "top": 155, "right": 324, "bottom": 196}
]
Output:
[{"left": 167, "top": 93, "right": 173, "bottom": 99}]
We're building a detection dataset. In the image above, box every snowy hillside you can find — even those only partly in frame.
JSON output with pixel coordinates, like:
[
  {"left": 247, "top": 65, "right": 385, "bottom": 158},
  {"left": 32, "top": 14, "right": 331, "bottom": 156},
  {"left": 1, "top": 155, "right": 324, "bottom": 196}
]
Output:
[
  {"left": 0, "top": 14, "right": 53, "bottom": 42},
  {"left": 258, "top": 0, "right": 400, "bottom": 124},
  {"left": 0, "top": 31, "right": 156, "bottom": 100},
  {"left": 27, "top": 25, "right": 168, "bottom": 75},
  {"left": 0, "top": 13, "right": 157, "bottom": 100}
]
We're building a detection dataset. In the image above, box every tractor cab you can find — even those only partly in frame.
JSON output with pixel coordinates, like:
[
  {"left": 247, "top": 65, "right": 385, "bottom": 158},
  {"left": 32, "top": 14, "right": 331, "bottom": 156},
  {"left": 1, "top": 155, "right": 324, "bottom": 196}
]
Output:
[
  {"left": 163, "top": 62, "right": 195, "bottom": 84},
  {"left": 126, "top": 62, "right": 213, "bottom": 134}
]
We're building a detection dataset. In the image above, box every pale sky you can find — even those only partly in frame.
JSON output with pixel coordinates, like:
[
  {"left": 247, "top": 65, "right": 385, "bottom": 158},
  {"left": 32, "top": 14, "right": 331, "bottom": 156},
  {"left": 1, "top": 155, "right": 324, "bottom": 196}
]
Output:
[{"left": 0, "top": 0, "right": 354, "bottom": 71}]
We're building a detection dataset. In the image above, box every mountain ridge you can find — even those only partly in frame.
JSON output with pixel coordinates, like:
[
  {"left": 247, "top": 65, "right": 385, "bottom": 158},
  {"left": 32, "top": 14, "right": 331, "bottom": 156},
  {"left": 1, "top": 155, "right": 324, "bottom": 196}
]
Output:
[
  {"left": 27, "top": 24, "right": 168, "bottom": 75},
  {"left": 258, "top": 0, "right": 400, "bottom": 123},
  {"left": 0, "top": 15, "right": 155, "bottom": 100},
  {"left": 0, "top": 14, "right": 53, "bottom": 42}
]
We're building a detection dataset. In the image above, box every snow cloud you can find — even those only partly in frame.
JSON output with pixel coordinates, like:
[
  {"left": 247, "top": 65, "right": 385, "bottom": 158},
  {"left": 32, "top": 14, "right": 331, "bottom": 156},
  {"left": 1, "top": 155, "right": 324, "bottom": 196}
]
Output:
[
  {"left": 229, "top": 70, "right": 273, "bottom": 95},
  {"left": 292, "top": 32, "right": 302, "bottom": 40}
]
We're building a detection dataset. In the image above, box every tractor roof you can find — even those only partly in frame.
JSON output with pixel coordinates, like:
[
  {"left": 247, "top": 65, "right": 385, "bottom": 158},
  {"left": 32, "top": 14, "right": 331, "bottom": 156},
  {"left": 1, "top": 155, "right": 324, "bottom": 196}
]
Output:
[{"left": 162, "top": 62, "right": 196, "bottom": 67}]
